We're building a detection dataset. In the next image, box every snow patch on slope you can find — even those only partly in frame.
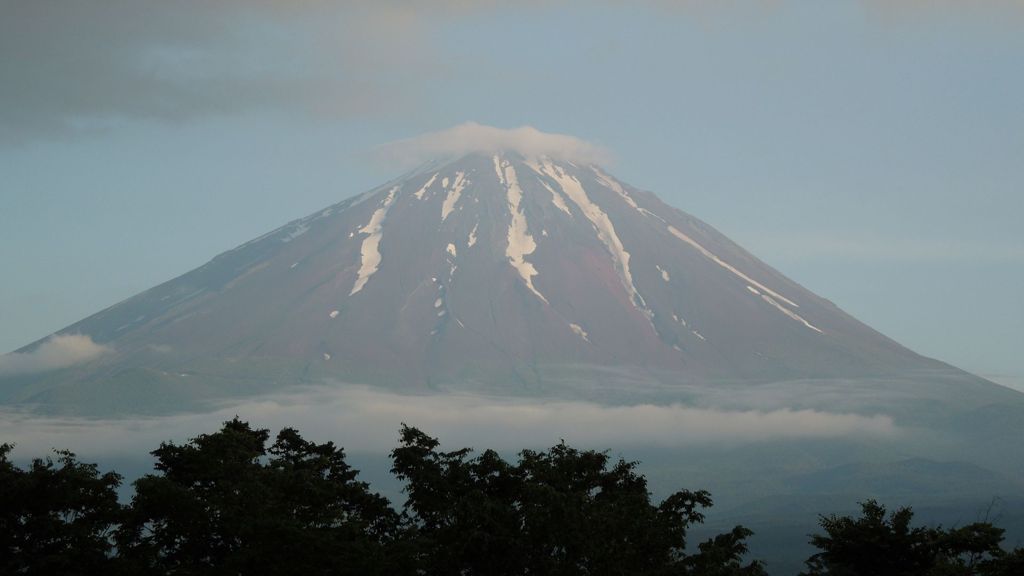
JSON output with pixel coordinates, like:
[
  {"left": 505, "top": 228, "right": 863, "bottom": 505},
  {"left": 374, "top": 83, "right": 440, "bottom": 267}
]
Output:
[
  {"left": 532, "top": 159, "right": 650, "bottom": 319},
  {"left": 467, "top": 223, "right": 479, "bottom": 247},
  {"left": 493, "top": 155, "right": 505, "bottom": 185},
  {"left": 592, "top": 166, "right": 664, "bottom": 221},
  {"left": 350, "top": 186, "right": 398, "bottom": 295},
  {"left": 656, "top": 265, "right": 670, "bottom": 282},
  {"left": 441, "top": 171, "right": 467, "bottom": 221},
  {"left": 524, "top": 160, "right": 573, "bottom": 216},
  {"left": 761, "top": 295, "right": 823, "bottom": 333},
  {"left": 413, "top": 173, "right": 438, "bottom": 200},
  {"left": 592, "top": 167, "right": 639, "bottom": 212},
  {"left": 498, "top": 156, "right": 548, "bottom": 304},
  {"left": 666, "top": 225, "right": 822, "bottom": 333},
  {"left": 541, "top": 180, "right": 573, "bottom": 216},
  {"left": 666, "top": 226, "right": 799, "bottom": 308},
  {"left": 569, "top": 323, "right": 591, "bottom": 342}
]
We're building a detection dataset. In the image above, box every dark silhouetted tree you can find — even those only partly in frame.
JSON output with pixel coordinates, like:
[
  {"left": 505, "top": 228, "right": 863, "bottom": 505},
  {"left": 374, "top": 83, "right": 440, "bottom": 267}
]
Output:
[
  {"left": 116, "top": 418, "right": 406, "bottom": 576},
  {"left": 803, "top": 499, "right": 1024, "bottom": 576},
  {"left": 0, "top": 443, "right": 123, "bottom": 576},
  {"left": 391, "top": 424, "right": 765, "bottom": 576}
]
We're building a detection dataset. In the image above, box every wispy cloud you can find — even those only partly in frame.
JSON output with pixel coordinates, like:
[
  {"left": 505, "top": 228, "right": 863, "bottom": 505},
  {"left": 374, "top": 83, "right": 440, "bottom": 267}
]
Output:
[
  {"left": 0, "top": 386, "right": 896, "bottom": 457},
  {"left": 376, "top": 122, "right": 613, "bottom": 167},
  {"left": 5, "top": 1, "right": 1019, "bottom": 144},
  {"left": 0, "top": 1, "right": 443, "bottom": 143},
  {"left": 0, "top": 334, "right": 110, "bottom": 376}
]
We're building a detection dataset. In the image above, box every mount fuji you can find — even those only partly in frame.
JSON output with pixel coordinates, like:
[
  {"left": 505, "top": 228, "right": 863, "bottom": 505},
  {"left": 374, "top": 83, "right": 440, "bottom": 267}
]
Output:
[{"left": 1, "top": 149, "right": 1018, "bottom": 423}]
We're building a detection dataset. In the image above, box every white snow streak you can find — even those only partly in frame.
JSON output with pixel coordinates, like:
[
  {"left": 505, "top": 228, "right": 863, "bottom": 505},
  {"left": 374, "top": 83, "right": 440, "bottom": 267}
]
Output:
[
  {"left": 446, "top": 243, "right": 457, "bottom": 258},
  {"left": 761, "top": 295, "right": 823, "bottom": 333},
  {"left": 591, "top": 167, "right": 663, "bottom": 221},
  {"left": 498, "top": 156, "right": 548, "bottom": 304},
  {"left": 441, "top": 171, "right": 467, "bottom": 221},
  {"left": 666, "top": 226, "right": 799, "bottom": 308},
  {"left": 532, "top": 159, "right": 650, "bottom": 319},
  {"left": 657, "top": 265, "right": 670, "bottom": 282},
  {"left": 467, "top": 223, "right": 479, "bottom": 247},
  {"left": 665, "top": 225, "right": 822, "bottom": 333},
  {"left": 525, "top": 160, "right": 573, "bottom": 216},
  {"left": 493, "top": 155, "right": 505, "bottom": 185},
  {"left": 592, "top": 167, "right": 638, "bottom": 212},
  {"left": 329, "top": 310, "right": 339, "bottom": 319},
  {"left": 569, "top": 323, "right": 591, "bottom": 342},
  {"left": 350, "top": 186, "right": 398, "bottom": 295},
  {"left": 413, "top": 173, "right": 438, "bottom": 200},
  {"left": 542, "top": 179, "right": 573, "bottom": 216}
]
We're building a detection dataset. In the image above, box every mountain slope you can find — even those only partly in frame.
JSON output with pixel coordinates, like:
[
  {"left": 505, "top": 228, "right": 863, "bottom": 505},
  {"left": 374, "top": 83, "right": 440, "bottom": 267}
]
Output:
[{"left": 0, "top": 152, "right": 1010, "bottom": 414}]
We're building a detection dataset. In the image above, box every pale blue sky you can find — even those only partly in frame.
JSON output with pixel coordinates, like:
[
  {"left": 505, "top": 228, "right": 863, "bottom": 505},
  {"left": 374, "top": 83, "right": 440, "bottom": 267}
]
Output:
[{"left": 1, "top": 1, "right": 1022, "bottom": 388}]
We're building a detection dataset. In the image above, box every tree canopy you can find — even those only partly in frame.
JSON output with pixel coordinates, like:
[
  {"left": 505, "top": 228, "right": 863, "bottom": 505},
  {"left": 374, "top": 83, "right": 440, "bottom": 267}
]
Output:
[
  {"left": 116, "top": 418, "right": 402, "bottom": 575},
  {"left": 2, "top": 420, "right": 1022, "bottom": 575},
  {"left": 0, "top": 443, "right": 122, "bottom": 576},
  {"left": 802, "top": 500, "right": 1024, "bottom": 576},
  {"left": 391, "top": 424, "right": 764, "bottom": 576}
]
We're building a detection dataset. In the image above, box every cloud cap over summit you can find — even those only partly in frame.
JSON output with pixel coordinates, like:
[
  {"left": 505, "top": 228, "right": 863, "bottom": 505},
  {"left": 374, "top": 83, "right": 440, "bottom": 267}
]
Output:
[{"left": 376, "top": 123, "right": 613, "bottom": 168}]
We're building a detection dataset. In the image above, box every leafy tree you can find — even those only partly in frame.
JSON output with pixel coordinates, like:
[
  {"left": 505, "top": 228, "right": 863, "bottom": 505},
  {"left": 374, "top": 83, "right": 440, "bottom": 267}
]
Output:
[
  {"left": 116, "top": 418, "right": 405, "bottom": 576},
  {"left": 0, "top": 443, "right": 123, "bottom": 576},
  {"left": 391, "top": 424, "right": 765, "bottom": 576},
  {"left": 21, "top": 419, "right": 1024, "bottom": 576},
  {"left": 685, "top": 526, "right": 766, "bottom": 576},
  {"left": 803, "top": 499, "right": 1024, "bottom": 576}
]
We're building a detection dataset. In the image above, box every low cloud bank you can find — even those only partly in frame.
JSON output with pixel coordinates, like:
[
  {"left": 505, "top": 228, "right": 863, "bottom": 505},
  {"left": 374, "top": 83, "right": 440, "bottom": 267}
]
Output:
[
  {"left": 0, "top": 386, "right": 896, "bottom": 458},
  {"left": 0, "top": 334, "right": 110, "bottom": 376},
  {"left": 377, "top": 123, "right": 613, "bottom": 168}
]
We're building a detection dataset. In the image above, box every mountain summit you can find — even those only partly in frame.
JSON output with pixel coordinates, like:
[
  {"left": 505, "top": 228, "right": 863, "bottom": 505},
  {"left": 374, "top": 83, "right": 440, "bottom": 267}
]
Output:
[{"left": 0, "top": 152, "right": 1005, "bottom": 413}]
